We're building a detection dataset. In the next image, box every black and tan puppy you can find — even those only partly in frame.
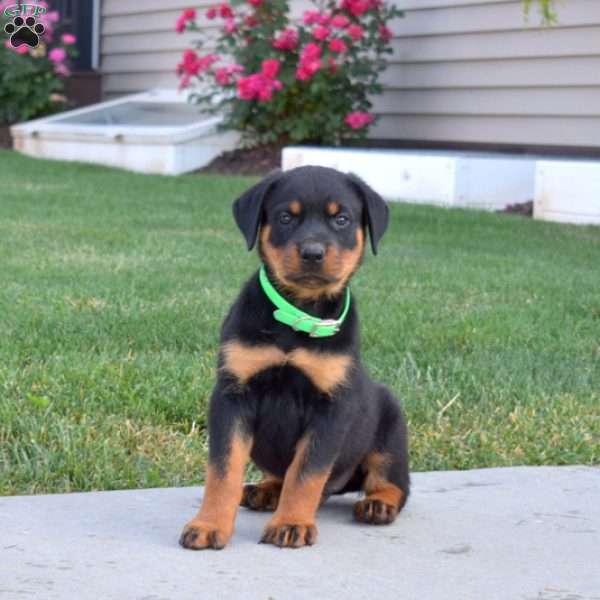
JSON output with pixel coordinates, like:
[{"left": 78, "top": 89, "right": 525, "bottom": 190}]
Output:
[{"left": 180, "top": 165, "right": 409, "bottom": 550}]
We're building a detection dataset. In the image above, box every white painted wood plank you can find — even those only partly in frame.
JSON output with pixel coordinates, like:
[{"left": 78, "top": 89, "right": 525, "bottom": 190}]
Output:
[{"left": 535, "top": 161, "right": 600, "bottom": 224}]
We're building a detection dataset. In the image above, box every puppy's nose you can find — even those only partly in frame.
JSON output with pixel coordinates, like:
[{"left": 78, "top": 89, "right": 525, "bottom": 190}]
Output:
[{"left": 300, "top": 242, "right": 325, "bottom": 263}]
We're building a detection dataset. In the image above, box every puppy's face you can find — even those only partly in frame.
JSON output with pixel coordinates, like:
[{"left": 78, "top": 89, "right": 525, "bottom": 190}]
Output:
[{"left": 233, "top": 166, "right": 389, "bottom": 300}]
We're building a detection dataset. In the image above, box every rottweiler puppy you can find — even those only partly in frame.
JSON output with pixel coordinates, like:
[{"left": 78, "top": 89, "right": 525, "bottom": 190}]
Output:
[{"left": 180, "top": 165, "right": 409, "bottom": 550}]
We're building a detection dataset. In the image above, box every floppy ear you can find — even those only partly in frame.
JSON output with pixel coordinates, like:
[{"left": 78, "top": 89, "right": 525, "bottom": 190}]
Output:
[
  {"left": 232, "top": 171, "right": 282, "bottom": 250},
  {"left": 346, "top": 173, "right": 389, "bottom": 255}
]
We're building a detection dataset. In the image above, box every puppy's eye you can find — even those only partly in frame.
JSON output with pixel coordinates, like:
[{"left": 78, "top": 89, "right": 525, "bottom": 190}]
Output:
[
  {"left": 279, "top": 212, "right": 293, "bottom": 225},
  {"left": 334, "top": 214, "right": 350, "bottom": 228}
]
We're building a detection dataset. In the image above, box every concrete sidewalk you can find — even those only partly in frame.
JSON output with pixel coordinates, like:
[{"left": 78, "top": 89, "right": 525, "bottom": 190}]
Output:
[{"left": 1, "top": 466, "right": 599, "bottom": 600}]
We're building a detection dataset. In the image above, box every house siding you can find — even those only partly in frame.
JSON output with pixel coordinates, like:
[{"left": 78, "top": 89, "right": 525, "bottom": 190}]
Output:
[{"left": 99, "top": 0, "right": 600, "bottom": 149}]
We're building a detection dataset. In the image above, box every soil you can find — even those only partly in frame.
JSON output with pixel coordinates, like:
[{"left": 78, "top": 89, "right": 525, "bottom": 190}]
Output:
[
  {"left": 0, "top": 126, "right": 13, "bottom": 149},
  {"left": 197, "top": 143, "right": 283, "bottom": 176},
  {"left": 498, "top": 200, "right": 534, "bottom": 217}
]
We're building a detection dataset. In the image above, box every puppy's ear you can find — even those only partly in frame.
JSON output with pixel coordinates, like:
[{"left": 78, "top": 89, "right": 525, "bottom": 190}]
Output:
[
  {"left": 232, "top": 171, "right": 282, "bottom": 250},
  {"left": 346, "top": 173, "right": 389, "bottom": 255}
]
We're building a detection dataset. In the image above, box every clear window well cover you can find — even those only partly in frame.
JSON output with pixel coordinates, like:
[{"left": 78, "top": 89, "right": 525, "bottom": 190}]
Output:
[{"left": 54, "top": 102, "right": 204, "bottom": 127}]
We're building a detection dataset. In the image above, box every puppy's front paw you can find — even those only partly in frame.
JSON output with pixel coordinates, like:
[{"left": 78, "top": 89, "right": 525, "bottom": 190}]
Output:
[
  {"left": 179, "top": 519, "right": 232, "bottom": 550},
  {"left": 354, "top": 498, "right": 398, "bottom": 525},
  {"left": 260, "top": 521, "right": 318, "bottom": 548}
]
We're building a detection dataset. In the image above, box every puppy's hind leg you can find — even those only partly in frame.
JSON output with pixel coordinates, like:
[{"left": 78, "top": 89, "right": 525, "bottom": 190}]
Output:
[
  {"left": 354, "top": 386, "right": 410, "bottom": 525},
  {"left": 241, "top": 473, "right": 282, "bottom": 511}
]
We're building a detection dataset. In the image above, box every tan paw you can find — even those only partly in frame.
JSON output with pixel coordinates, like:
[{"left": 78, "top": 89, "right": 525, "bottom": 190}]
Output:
[
  {"left": 260, "top": 521, "right": 318, "bottom": 548},
  {"left": 179, "top": 519, "right": 232, "bottom": 550},
  {"left": 354, "top": 498, "right": 398, "bottom": 525}
]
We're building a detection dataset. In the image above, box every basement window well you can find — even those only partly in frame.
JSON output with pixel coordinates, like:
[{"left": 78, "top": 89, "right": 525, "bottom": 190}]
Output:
[{"left": 10, "top": 89, "right": 238, "bottom": 175}]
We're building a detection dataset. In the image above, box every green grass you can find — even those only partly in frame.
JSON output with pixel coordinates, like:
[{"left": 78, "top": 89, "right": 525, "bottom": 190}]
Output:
[{"left": 1, "top": 150, "right": 598, "bottom": 495}]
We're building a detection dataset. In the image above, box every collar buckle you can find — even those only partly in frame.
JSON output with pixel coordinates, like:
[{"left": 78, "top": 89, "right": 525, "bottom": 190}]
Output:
[{"left": 309, "top": 319, "right": 340, "bottom": 337}]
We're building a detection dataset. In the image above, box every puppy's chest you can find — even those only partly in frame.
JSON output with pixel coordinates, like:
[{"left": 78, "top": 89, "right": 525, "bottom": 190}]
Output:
[{"left": 221, "top": 340, "right": 352, "bottom": 394}]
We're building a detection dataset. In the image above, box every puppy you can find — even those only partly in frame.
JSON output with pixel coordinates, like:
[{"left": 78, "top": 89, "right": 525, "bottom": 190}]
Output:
[{"left": 180, "top": 166, "right": 409, "bottom": 549}]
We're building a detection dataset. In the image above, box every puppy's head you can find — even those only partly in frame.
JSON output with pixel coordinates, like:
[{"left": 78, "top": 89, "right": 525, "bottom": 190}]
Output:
[{"left": 233, "top": 166, "right": 388, "bottom": 300}]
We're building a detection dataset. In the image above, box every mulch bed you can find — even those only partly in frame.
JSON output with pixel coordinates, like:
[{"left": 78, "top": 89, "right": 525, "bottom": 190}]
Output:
[
  {"left": 197, "top": 143, "right": 283, "bottom": 176},
  {"left": 497, "top": 200, "right": 534, "bottom": 217},
  {"left": 0, "top": 126, "right": 13, "bottom": 149}
]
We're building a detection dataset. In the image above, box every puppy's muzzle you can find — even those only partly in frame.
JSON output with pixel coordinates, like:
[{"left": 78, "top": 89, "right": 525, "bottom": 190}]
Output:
[{"left": 299, "top": 241, "right": 325, "bottom": 265}]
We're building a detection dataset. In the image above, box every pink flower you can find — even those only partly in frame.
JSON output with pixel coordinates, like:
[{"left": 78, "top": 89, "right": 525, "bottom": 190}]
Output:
[
  {"left": 214, "top": 64, "right": 244, "bottom": 85},
  {"left": 272, "top": 28, "right": 299, "bottom": 51},
  {"left": 345, "top": 111, "right": 375, "bottom": 129},
  {"left": 244, "top": 14, "right": 258, "bottom": 28},
  {"left": 13, "top": 43, "right": 30, "bottom": 54},
  {"left": 317, "top": 12, "right": 332, "bottom": 25},
  {"left": 206, "top": 6, "right": 218, "bottom": 19},
  {"left": 237, "top": 72, "right": 283, "bottom": 102},
  {"left": 329, "top": 38, "right": 347, "bottom": 53},
  {"left": 303, "top": 10, "right": 321, "bottom": 25},
  {"left": 61, "top": 33, "right": 76, "bottom": 45},
  {"left": 347, "top": 24, "right": 364, "bottom": 41},
  {"left": 312, "top": 25, "right": 330, "bottom": 41},
  {"left": 330, "top": 14, "right": 350, "bottom": 29},
  {"left": 301, "top": 42, "right": 321, "bottom": 60},
  {"left": 198, "top": 53, "right": 219, "bottom": 71},
  {"left": 224, "top": 18, "right": 237, "bottom": 34},
  {"left": 379, "top": 24, "right": 393, "bottom": 43},
  {"left": 304, "top": 43, "right": 321, "bottom": 59},
  {"left": 175, "top": 8, "right": 196, "bottom": 33},
  {"left": 261, "top": 58, "right": 281, "bottom": 79},
  {"left": 54, "top": 62, "right": 71, "bottom": 77},
  {"left": 48, "top": 47, "right": 66, "bottom": 63},
  {"left": 225, "top": 19, "right": 237, "bottom": 33},
  {"left": 179, "top": 74, "right": 192, "bottom": 90},
  {"left": 214, "top": 69, "right": 229, "bottom": 85},
  {"left": 341, "top": 0, "right": 372, "bottom": 17},
  {"left": 176, "top": 49, "right": 199, "bottom": 75},
  {"left": 296, "top": 43, "right": 323, "bottom": 81},
  {"left": 43, "top": 10, "right": 59, "bottom": 23},
  {"left": 248, "top": 0, "right": 262, "bottom": 5},
  {"left": 296, "top": 60, "right": 321, "bottom": 81},
  {"left": 219, "top": 3, "right": 233, "bottom": 18},
  {"left": 328, "top": 56, "right": 338, "bottom": 73},
  {"left": 4, "top": 39, "right": 28, "bottom": 54},
  {"left": 176, "top": 50, "right": 219, "bottom": 76}
]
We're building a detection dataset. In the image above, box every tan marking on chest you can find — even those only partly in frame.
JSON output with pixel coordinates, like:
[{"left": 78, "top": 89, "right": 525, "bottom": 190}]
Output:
[
  {"left": 221, "top": 342, "right": 286, "bottom": 384},
  {"left": 221, "top": 341, "right": 352, "bottom": 393},
  {"left": 288, "top": 348, "right": 352, "bottom": 394}
]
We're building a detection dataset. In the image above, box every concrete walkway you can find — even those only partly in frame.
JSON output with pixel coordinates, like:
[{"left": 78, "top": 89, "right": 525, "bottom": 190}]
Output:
[{"left": 1, "top": 466, "right": 599, "bottom": 600}]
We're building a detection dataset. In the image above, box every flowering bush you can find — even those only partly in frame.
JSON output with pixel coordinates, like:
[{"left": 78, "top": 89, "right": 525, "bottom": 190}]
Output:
[
  {"left": 0, "top": 1, "right": 77, "bottom": 125},
  {"left": 175, "top": 0, "right": 402, "bottom": 145}
]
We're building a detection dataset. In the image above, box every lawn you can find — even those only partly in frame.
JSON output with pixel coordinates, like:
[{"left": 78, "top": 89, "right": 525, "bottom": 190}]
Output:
[{"left": 0, "top": 150, "right": 598, "bottom": 495}]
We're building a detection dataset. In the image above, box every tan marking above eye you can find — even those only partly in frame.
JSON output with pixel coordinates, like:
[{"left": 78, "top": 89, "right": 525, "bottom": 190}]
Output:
[
  {"left": 326, "top": 201, "right": 340, "bottom": 216},
  {"left": 289, "top": 200, "right": 302, "bottom": 215},
  {"left": 221, "top": 341, "right": 352, "bottom": 393}
]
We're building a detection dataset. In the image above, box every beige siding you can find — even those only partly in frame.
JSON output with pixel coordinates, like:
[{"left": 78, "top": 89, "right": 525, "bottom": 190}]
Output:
[{"left": 100, "top": 0, "right": 600, "bottom": 148}]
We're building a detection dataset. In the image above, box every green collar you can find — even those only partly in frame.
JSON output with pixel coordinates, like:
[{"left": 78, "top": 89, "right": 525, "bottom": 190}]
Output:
[{"left": 259, "top": 265, "right": 351, "bottom": 338}]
